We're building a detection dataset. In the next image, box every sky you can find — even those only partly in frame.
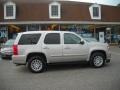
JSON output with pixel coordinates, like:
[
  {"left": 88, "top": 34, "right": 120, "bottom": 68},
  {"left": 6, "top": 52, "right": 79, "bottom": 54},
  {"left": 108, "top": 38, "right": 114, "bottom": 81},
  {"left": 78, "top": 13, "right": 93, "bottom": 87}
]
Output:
[{"left": 69, "top": 0, "right": 120, "bottom": 6}]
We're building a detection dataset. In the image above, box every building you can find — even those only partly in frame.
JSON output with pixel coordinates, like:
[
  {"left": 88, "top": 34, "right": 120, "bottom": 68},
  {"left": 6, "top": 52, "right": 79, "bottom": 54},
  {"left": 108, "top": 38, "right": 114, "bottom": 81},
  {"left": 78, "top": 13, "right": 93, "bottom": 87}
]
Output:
[{"left": 0, "top": 0, "right": 120, "bottom": 43}]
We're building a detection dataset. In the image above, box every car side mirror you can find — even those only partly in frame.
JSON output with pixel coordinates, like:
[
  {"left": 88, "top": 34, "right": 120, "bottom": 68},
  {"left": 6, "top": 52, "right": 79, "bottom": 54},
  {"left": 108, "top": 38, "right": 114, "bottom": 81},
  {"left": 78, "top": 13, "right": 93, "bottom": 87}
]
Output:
[{"left": 80, "top": 41, "right": 84, "bottom": 45}]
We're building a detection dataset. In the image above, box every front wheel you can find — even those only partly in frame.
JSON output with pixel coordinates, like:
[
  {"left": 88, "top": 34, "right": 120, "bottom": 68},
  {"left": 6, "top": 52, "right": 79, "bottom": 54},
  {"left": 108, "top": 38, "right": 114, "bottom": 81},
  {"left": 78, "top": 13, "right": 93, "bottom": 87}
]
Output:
[
  {"left": 27, "top": 56, "right": 47, "bottom": 73},
  {"left": 90, "top": 52, "right": 105, "bottom": 68}
]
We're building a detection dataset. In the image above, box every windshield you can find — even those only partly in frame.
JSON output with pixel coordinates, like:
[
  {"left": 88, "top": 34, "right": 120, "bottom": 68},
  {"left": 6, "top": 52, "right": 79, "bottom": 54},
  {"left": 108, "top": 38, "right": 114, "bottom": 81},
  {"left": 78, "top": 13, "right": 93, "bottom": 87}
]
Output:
[
  {"left": 5, "top": 39, "right": 15, "bottom": 46},
  {"left": 84, "top": 38, "right": 98, "bottom": 42},
  {"left": 76, "top": 33, "right": 98, "bottom": 42}
]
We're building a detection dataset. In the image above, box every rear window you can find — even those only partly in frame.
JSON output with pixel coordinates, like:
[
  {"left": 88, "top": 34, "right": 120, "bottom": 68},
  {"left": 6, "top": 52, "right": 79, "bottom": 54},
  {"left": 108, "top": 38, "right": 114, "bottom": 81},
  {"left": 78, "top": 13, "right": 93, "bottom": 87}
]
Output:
[{"left": 18, "top": 34, "right": 41, "bottom": 45}]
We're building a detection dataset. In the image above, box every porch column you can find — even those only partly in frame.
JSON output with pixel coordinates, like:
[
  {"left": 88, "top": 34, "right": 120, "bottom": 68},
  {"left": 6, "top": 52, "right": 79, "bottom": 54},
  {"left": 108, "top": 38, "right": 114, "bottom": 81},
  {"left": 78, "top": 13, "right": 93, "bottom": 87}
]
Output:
[
  {"left": 26, "top": 25, "right": 29, "bottom": 31},
  {"left": 94, "top": 24, "right": 96, "bottom": 38}
]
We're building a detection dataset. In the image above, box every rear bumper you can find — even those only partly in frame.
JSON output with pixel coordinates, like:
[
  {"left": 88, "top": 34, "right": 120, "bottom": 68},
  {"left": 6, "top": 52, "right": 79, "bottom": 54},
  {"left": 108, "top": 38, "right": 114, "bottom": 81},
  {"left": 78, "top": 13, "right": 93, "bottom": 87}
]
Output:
[{"left": 12, "top": 55, "right": 26, "bottom": 65}]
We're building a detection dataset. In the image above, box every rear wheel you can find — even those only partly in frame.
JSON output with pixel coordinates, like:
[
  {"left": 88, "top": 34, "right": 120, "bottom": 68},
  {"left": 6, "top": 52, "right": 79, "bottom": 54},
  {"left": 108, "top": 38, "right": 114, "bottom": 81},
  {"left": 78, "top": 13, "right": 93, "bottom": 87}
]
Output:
[
  {"left": 90, "top": 52, "right": 105, "bottom": 68},
  {"left": 27, "top": 55, "right": 47, "bottom": 73}
]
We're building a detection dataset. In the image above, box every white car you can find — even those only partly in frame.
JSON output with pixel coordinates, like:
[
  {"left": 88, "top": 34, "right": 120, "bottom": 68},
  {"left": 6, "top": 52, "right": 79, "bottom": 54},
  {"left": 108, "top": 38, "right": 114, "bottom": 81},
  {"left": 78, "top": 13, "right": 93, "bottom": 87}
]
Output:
[
  {"left": 12, "top": 31, "right": 111, "bottom": 73},
  {"left": 0, "top": 39, "right": 15, "bottom": 59}
]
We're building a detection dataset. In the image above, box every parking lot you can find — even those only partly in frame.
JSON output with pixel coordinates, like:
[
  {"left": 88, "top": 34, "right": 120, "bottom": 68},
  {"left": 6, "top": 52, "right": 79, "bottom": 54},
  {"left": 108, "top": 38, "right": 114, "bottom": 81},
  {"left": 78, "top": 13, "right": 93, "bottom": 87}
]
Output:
[{"left": 0, "top": 46, "right": 120, "bottom": 90}]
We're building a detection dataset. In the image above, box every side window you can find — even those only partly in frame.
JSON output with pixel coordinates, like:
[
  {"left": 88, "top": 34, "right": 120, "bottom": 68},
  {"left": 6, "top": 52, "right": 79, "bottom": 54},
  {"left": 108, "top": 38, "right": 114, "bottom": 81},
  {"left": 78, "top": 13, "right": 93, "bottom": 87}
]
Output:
[
  {"left": 44, "top": 33, "right": 60, "bottom": 44},
  {"left": 64, "top": 33, "right": 81, "bottom": 44},
  {"left": 18, "top": 34, "right": 41, "bottom": 45}
]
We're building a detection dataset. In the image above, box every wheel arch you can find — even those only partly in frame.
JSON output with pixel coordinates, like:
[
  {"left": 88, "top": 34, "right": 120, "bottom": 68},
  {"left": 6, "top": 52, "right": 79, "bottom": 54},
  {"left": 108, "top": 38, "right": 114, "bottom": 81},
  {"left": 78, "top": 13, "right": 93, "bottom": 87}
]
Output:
[
  {"left": 89, "top": 50, "right": 106, "bottom": 60},
  {"left": 26, "top": 52, "right": 47, "bottom": 63}
]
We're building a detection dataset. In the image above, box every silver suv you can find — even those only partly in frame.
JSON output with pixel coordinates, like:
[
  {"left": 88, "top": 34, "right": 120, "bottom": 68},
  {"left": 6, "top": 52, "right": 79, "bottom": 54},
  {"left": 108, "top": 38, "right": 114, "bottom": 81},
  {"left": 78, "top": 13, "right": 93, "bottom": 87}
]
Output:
[{"left": 12, "top": 31, "right": 111, "bottom": 73}]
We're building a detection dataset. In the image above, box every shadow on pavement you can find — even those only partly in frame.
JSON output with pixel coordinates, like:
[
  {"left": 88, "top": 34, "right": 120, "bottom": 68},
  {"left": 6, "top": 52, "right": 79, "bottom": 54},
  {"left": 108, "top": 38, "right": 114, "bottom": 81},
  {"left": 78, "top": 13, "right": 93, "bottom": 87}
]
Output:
[{"left": 47, "top": 62, "right": 90, "bottom": 72}]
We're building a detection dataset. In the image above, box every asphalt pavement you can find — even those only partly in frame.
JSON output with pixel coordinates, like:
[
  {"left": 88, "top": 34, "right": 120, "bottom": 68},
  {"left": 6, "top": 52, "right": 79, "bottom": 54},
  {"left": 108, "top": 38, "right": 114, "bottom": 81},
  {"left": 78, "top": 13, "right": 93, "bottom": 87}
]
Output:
[{"left": 0, "top": 46, "right": 120, "bottom": 90}]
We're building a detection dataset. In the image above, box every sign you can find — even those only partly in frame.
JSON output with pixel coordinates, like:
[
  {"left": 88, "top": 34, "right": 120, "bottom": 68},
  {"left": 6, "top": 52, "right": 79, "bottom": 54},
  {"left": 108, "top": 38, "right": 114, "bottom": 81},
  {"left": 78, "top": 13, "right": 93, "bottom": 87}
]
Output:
[
  {"left": 0, "top": 26, "right": 8, "bottom": 38},
  {"left": 99, "top": 32, "right": 105, "bottom": 43}
]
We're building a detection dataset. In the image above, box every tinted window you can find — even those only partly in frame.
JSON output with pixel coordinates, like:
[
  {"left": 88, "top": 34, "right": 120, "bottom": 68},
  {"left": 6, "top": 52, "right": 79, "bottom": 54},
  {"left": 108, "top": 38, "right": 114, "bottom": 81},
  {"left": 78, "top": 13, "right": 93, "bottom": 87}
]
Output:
[
  {"left": 64, "top": 33, "right": 81, "bottom": 44},
  {"left": 18, "top": 34, "right": 41, "bottom": 45},
  {"left": 44, "top": 33, "right": 60, "bottom": 44}
]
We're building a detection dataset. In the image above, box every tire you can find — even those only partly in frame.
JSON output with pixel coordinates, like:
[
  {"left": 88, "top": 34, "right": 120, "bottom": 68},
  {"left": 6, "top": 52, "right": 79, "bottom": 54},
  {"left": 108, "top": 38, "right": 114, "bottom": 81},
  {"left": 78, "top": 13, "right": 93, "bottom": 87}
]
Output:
[
  {"left": 1, "top": 56, "right": 12, "bottom": 60},
  {"left": 90, "top": 52, "right": 105, "bottom": 68},
  {"left": 1, "top": 57, "right": 5, "bottom": 59},
  {"left": 1, "top": 56, "right": 7, "bottom": 59},
  {"left": 27, "top": 55, "right": 47, "bottom": 73}
]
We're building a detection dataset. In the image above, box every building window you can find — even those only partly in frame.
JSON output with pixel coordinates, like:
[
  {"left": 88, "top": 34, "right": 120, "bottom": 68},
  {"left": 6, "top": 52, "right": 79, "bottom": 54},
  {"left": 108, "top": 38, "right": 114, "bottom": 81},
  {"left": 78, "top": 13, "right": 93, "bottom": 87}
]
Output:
[
  {"left": 89, "top": 4, "right": 101, "bottom": 20},
  {"left": 4, "top": 1, "right": 16, "bottom": 19},
  {"left": 93, "top": 7, "right": 99, "bottom": 17},
  {"left": 6, "top": 5, "right": 14, "bottom": 17},
  {"left": 49, "top": 2, "right": 61, "bottom": 19},
  {"left": 51, "top": 5, "right": 58, "bottom": 16}
]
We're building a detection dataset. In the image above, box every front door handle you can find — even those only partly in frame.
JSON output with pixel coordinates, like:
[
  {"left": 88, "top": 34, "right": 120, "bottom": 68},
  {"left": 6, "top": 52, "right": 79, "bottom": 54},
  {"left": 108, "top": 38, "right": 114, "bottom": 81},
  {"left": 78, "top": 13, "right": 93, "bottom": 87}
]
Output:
[{"left": 64, "top": 47, "right": 70, "bottom": 49}]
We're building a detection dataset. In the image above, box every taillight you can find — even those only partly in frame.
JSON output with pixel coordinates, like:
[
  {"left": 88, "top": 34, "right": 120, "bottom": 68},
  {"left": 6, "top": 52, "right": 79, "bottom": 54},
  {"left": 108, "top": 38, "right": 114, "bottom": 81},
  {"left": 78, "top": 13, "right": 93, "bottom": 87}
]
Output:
[{"left": 13, "top": 45, "right": 18, "bottom": 55}]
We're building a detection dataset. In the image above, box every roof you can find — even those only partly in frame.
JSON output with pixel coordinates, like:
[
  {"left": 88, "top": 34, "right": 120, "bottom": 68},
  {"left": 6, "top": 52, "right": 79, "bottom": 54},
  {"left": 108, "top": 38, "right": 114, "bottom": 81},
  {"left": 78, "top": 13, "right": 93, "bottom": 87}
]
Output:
[
  {"left": 0, "top": 0, "right": 67, "bottom": 3},
  {"left": 18, "top": 30, "right": 70, "bottom": 34},
  {"left": 0, "top": 1, "right": 120, "bottom": 23}
]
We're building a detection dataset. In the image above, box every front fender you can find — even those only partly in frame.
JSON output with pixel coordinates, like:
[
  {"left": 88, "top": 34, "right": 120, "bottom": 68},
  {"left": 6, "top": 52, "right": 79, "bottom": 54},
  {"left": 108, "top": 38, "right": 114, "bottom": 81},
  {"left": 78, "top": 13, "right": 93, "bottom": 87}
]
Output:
[{"left": 87, "top": 45, "right": 107, "bottom": 61}]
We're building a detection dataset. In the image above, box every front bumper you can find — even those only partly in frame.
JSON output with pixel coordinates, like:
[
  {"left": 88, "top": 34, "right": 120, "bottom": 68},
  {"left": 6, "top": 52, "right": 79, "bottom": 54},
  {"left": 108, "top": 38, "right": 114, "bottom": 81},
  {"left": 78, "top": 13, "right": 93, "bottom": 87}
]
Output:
[{"left": 0, "top": 52, "right": 12, "bottom": 58}]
